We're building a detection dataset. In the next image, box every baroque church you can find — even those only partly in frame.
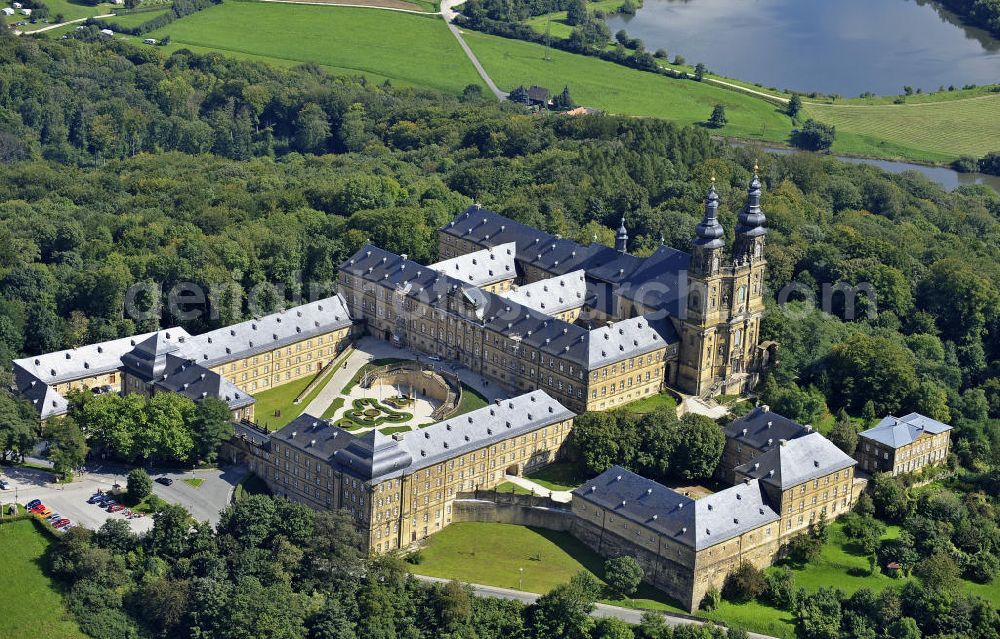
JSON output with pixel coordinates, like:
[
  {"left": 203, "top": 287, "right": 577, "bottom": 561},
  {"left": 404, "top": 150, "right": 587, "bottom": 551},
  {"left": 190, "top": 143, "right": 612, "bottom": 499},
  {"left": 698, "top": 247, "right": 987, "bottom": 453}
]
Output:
[{"left": 339, "top": 169, "right": 772, "bottom": 411}]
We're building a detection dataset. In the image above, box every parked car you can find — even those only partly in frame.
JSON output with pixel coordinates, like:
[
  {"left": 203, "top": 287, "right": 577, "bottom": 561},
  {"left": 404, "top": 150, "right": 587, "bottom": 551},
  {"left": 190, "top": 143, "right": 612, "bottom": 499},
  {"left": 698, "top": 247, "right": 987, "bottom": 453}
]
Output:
[
  {"left": 34, "top": 508, "right": 52, "bottom": 518},
  {"left": 45, "top": 513, "right": 61, "bottom": 522},
  {"left": 427, "top": 355, "right": 441, "bottom": 361},
  {"left": 52, "top": 518, "right": 70, "bottom": 528},
  {"left": 107, "top": 504, "right": 125, "bottom": 513},
  {"left": 87, "top": 494, "right": 105, "bottom": 504},
  {"left": 0, "top": 479, "right": 10, "bottom": 490},
  {"left": 26, "top": 499, "right": 41, "bottom": 509},
  {"left": 155, "top": 477, "right": 174, "bottom": 486}
]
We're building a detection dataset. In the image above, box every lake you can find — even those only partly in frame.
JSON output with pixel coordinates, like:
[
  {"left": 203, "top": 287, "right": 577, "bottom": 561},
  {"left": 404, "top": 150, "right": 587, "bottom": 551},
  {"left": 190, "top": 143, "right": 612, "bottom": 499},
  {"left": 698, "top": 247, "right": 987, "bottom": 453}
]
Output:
[{"left": 606, "top": 0, "right": 1000, "bottom": 96}]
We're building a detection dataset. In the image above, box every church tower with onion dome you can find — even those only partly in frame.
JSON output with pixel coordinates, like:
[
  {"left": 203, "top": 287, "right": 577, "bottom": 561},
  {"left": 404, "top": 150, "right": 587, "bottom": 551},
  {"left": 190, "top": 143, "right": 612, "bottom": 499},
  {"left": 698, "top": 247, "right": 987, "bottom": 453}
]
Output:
[{"left": 677, "top": 170, "right": 769, "bottom": 396}]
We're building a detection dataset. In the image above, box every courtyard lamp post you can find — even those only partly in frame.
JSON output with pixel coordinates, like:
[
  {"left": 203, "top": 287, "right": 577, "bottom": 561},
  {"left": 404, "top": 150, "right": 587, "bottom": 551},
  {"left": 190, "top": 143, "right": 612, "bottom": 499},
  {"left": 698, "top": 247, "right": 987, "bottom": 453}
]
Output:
[{"left": 519, "top": 567, "right": 524, "bottom": 591}]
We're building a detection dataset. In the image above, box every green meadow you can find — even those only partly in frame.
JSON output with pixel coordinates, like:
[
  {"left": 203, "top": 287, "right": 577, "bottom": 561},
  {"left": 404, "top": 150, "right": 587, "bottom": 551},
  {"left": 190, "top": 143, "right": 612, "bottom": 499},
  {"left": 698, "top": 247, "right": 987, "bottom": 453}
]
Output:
[
  {"left": 462, "top": 30, "right": 794, "bottom": 143},
  {"left": 802, "top": 94, "right": 1000, "bottom": 163},
  {"left": 147, "top": 2, "right": 484, "bottom": 93}
]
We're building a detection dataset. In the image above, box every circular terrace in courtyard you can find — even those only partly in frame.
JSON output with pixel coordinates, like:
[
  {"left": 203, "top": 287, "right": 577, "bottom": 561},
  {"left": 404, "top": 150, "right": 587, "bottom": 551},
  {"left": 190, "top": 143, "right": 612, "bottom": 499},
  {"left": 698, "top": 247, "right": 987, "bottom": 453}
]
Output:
[{"left": 327, "top": 361, "right": 464, "bottom": 436}]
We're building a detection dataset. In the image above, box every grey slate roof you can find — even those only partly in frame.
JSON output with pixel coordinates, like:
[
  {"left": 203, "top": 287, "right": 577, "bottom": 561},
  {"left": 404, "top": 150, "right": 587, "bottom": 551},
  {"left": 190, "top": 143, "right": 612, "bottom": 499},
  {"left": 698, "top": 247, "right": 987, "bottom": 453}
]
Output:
[
  {"left": 429, "top": 242, "right": 517, "bottom": 287},
  {"left": 121, "top": 331, "right": 186, "bottom": 382},
  {"left": 12, "top": 328, "right": 191, "bottom": 386},
  {"left": 440, "top": 206, "right": 693, "bottom": 316},
  {"left": 726, "top": 405, "right": 810, "bottom": 452},
  {"left": 272, "top": 414, "right": 361, "bottom": 462},
  {"left": 152, "top": 355, "right": 255, "bottom": 410},
  {"left": 389, "top": 389, "right": 574, "bottom": 479},
  {"left": 440, "top": 207, "right": 647, "bottom": 284},
  {"left": 182, "top": 294, "right": 352, "bottom": 367},
  {"left": 499, "top": 270, "right": 588, "bottom": 315},
  {"left": 13, "top": 369, "right": 68, "bottom": 419},
  {"left": 733, "top": 432, "right": 856, "bottom": 490},
  {"left": 859, "top": 412, "right": 952, "bottom": 448},
  {"left": 615, "top": 244, "right": 691, "bottom": 318},
  {"left": 268, "top": 391, "right": 573, "bottom": 485},
  {"left": 573, "top": 466, "right": 779, "bottom": 551},
  {"left": 342, "top": 245, "right": 677, "bottom": 369}
]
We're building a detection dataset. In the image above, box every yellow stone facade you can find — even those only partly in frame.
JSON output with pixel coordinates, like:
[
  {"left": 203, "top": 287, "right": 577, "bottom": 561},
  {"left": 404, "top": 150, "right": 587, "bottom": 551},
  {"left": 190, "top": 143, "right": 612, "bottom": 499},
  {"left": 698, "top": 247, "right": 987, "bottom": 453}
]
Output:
[
  {"left": 338, "top": 269, "right": 669, "bottom": 415},
  {"left": 243, "top": 408, "right": 573, "bottom": 554},
  {"left": 857, "top": 430, "right": 950, "bottom": 476},
  {"left": 207, "top": 326, "right": 352, "bottom": 394}
]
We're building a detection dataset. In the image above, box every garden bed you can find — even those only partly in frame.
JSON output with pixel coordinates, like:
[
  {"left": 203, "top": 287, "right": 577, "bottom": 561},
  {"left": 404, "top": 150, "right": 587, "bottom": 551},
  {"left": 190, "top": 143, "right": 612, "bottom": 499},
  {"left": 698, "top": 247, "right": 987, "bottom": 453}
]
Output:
[{"left": 334, "top": 397, "right": 412, "bottom": 429}]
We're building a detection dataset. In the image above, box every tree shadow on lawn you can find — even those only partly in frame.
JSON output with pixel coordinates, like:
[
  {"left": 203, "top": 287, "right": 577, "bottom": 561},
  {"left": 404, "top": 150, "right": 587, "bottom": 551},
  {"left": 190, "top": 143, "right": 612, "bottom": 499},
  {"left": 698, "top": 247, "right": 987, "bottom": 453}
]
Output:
[{"left": 530, "top": 527, "right": 690, "bottom": 610}]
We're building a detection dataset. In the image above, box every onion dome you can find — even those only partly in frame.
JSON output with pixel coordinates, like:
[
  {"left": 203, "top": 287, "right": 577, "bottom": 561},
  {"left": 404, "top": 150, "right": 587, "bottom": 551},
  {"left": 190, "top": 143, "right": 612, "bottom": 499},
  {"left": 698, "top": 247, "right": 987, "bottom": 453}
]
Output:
[
  {"left": 736, "top": 164, "right": 767, "bottom": 238},
  {"left": 693, "top": 179, "right": 725, "bottom": 249}
]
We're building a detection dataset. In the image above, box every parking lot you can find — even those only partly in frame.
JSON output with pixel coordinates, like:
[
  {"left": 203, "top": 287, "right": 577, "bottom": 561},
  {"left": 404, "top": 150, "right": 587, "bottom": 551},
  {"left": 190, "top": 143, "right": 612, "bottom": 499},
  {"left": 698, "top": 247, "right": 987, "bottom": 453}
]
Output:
[{"left": 1, "top": 462, "right": 249, "bottom": 534}]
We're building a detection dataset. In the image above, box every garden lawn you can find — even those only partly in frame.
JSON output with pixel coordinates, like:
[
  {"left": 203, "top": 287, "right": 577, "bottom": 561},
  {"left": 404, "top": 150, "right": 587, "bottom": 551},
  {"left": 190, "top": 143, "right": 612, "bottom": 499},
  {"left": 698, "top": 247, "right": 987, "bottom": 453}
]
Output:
[
  {"left": 321, "top": 397, "right": 345, "bottom": 420},
  {"left": 182, "top": 477, "right": 204, "bottom": 488},
  {"left": 495, "top": 481, "right": 534, "bottom": 495},
  {"left": 454, "top": 384, "right": 488, "bottom": 415},
  {"left": 463, "top": 31, "right": 793, "bottom": 143},
  {"left": 0, "top": 520, "right": 86, "bottom": 639},
  {"left": 412, "top": 522, "right": 792, "bottom": 636},
  {"left": 625, "top": 391, "right": 678, "bottom": 415},
  {"left": 525, "top": 461, "right": 589, "bottom": 491},
  {"left": 147, "top": 3, "right": 484, "bottom": 94},
  {"left": 253, "top": 366, "right": 337, "bottom": 430}
]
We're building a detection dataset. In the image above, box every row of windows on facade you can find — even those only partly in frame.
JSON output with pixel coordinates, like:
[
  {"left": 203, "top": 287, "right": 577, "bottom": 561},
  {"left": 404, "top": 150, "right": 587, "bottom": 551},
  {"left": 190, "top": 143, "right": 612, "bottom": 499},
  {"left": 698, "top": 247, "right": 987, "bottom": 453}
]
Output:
[{"left": 352, "top": 289, "right": 665, "bottom": 375}]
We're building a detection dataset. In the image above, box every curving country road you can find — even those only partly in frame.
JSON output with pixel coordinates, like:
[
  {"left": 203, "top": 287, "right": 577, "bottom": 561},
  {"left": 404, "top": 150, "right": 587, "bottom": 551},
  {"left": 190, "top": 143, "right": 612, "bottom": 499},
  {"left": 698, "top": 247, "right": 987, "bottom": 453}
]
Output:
[
  {"left": 413, "top": 574, "right": 778, "bottom": 638},
  {"left": 440, "top": 0, "right": 507, "bottom": 100}
]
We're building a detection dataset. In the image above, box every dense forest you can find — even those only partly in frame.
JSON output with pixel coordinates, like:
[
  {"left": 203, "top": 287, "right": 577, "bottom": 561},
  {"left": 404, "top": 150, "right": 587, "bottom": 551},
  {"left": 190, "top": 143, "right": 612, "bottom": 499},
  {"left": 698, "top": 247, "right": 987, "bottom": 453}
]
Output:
[
  {"left": 0, "top": 32, "right": 997, "bottom": 469},
  {"left": 0, "top": 22, "right": 997, "bottom": 639}
]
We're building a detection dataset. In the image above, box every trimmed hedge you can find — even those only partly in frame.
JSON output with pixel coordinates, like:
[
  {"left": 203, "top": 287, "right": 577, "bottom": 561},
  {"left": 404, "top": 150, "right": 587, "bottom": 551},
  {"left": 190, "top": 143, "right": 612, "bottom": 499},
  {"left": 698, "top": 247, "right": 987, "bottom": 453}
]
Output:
[{"left": 334, "top": 397, "right": 412, "bottom": 429}]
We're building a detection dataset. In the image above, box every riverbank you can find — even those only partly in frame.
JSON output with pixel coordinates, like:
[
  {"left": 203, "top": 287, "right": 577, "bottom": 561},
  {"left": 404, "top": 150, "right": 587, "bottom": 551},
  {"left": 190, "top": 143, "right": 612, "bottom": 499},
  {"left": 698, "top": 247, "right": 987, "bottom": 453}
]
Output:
[{"left": 729, "top": 138, "right": 1000, "bottom": 194}]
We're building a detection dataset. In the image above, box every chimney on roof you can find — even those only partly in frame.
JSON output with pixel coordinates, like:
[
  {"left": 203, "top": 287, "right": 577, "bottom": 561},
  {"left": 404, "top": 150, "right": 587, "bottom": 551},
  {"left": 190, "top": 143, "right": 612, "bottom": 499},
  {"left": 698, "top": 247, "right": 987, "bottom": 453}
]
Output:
[
  {"left": 767, "top": 421, "right": 773, "bottom": 428},
  {"left": 761, "top": 404, "right": 769, "bottom": 412},
  {"left": 779, "top": 439, "right": 788, "bottom": 447}
]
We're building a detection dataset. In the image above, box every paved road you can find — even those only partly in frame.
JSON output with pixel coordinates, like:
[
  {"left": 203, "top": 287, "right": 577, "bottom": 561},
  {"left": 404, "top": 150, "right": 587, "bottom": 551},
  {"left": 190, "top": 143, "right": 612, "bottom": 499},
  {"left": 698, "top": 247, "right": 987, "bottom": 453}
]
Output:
[
  {"left": 413, "top": 575, "right": 776, "bottom": 638},
  {"left": 440, "top": 0, "right": 507, "bottom": 100},
  {"left": 302, "top": 346, "right": 366, "bottom": 417},
  {"left": 145, "top": 464, "right": 249, "bottom": 525},
  {"left": 15, "top": 14, "right": 115, "bottom": 35},
  {"left": 504, "top": 473, "right": 572, "bottom": 503}
]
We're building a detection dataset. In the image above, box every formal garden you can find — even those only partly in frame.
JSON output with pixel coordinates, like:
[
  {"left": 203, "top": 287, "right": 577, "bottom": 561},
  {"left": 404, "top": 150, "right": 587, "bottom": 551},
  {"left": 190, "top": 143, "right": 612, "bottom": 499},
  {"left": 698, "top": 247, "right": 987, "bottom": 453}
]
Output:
[{"left": 333, "top": 397, "right": 414, "bottom": 430}]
